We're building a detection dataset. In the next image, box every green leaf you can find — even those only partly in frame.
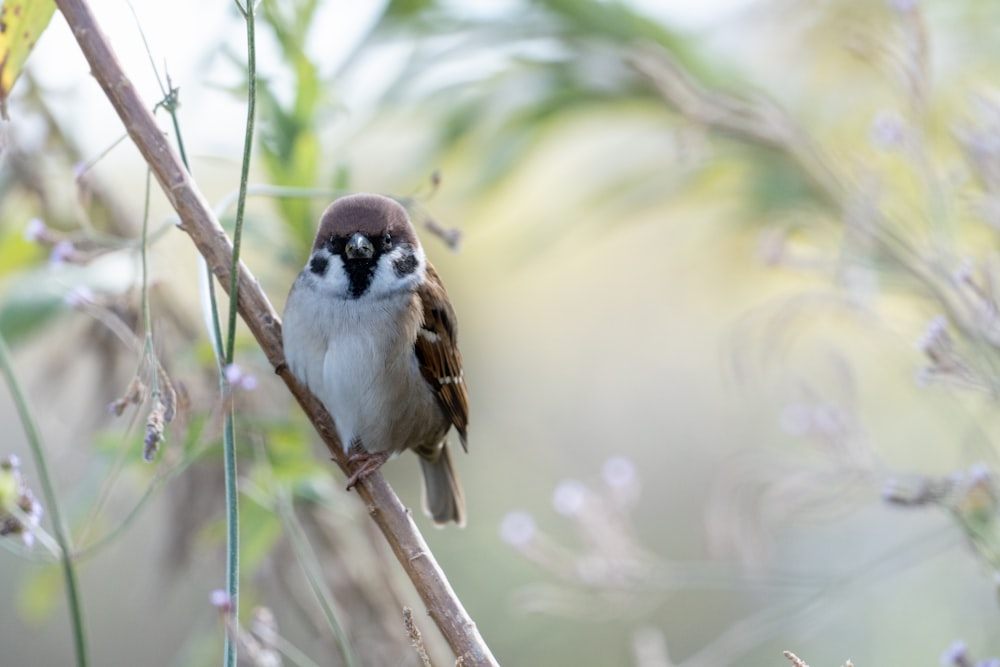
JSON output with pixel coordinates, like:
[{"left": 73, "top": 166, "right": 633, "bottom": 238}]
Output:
[
  {"left": 0, "top": 285, "right": 62, "bottom": 344},
  {"left": 0, "top": 0, "right": 57, "bottom": 118},
  {"left": 16, "top": 562, "right": 62, "bottom": 620}
]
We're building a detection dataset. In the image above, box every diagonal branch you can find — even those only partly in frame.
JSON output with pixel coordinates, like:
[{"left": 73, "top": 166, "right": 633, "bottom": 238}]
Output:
[{"left": 52, "top": 0, "right": 497, "bottom": 664}]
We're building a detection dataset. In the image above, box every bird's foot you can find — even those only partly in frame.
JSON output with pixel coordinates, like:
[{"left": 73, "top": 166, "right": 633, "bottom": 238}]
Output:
[{"left": 344, "top": 448, "right": 391, "bottom": 490}]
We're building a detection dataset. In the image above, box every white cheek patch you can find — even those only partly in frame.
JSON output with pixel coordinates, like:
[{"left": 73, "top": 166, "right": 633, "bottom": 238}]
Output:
[
  {"left": 308, "top": 252, "right": 351, "bottom": 298},
  {"left": 367, "top": 245, "right": 426, "bottom": 299}
]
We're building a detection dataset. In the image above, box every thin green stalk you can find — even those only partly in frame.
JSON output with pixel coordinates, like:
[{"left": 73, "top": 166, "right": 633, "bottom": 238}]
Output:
[
  {"left": 221, "top": 414, "right": 239, "bottom": 667},
  {"left": 142, "top": 23, "right": 243, "bottom": 663},
  {"left": 226, "top": 0, "right": 257, "bottom": 364},
  {"left": 220, "top": 3, "right": 257, "bottom": 665},
  {"left": 0, "top": 334, "right": 89, "bottom": 667}
]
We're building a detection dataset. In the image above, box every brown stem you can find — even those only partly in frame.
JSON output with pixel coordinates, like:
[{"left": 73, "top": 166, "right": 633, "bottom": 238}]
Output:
[{"left": 52, "top": 0, "right": 497, "bottom": 664}]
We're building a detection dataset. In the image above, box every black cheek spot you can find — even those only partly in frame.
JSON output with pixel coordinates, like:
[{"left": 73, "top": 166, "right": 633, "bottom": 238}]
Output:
[
  {"left": 393, "top": 251, "right": 418, "bottom": 277},
  {"left": 309, "top": 255, "right": 329, "bottom": 276}
]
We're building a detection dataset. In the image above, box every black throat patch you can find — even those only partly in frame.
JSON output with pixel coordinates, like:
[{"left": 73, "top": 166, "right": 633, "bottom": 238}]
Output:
[
  {"left": 322, "top": 234, "right": 382, "bottom": 299},
  {"left": 343, "top": 257, "right": 377, "bottom": 299}
]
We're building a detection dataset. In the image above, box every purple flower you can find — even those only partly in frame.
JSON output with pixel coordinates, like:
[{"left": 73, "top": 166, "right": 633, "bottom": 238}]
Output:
[
  {"left": 224, "top": 363, "right": 258, "bottom": 391},
  {"left": 209, "top": 589, "right": 232, "bottom": 612},
  {"left": 499, "top": 511, "right": 536, "bottom": 548},
  {"left": 942, "top": 640, "right": 972, "bottom": 667},
  {"left": 23, "top": 218, "right": 48, "bottom": 243},
  {"left": 889, "top": 0, "right": 918, "bottom": 13},
  {"left": 869, "top": 109, "right": 906, "bottom": 150},
  {"left": 602, "top": 457, "right": 637, "bottom": 489},
  {"left": 64, "top": 287, "right": 95, "bottom": 309},
  {"left": 49, "top": 241, "right": 76, "bottom": 266},
  {"left": 552, "top": 480, "right": 587, "bottom": 517}
]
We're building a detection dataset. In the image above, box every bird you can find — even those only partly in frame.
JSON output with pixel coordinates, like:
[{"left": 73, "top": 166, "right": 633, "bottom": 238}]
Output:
[{"left": 281, "top": 193, "right": 469, "bottom": 526}]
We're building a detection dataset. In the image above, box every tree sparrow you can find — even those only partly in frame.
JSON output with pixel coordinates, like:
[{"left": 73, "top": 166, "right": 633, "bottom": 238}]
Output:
[{"left": 282, "top": 193, "right": 469, "bottom": 526}]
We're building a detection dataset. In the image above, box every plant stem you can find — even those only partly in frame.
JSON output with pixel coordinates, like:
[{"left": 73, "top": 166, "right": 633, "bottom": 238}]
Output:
[
  {"left": 0, "top": 335, "right": 89, "bottom": 667},
  {"left": 221, "top": 3, "right": 257, "bottom": 665},
  {"left": 227, "top": 0, "right": 256, "bottom": 366}
]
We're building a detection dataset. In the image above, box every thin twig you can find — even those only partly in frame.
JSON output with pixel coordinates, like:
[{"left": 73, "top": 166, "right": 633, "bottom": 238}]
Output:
[
  {"left": 53, "top": 0, "right": 497, "bottom": 663},
  {"left": 404, "top": 607, "right": 434, "bottom": 667},
  {"left": 783, "top": 651, "right": 809, "bottom": 667}
]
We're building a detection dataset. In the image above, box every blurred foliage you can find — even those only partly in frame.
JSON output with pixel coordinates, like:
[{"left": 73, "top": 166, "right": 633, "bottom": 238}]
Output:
[{"left": 254, "top": 0, "right": 327, "bottom": 252}]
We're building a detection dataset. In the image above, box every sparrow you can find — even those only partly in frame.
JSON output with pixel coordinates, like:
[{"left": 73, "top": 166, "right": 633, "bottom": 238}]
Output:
[{"left": 282, "top": 193, "right": 469, "bottom": 526}]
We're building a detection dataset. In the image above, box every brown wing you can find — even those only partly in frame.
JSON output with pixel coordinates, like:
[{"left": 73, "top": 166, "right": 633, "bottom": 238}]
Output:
[{"left": 414, "top": 262, "right": 469, "bottom": 451}]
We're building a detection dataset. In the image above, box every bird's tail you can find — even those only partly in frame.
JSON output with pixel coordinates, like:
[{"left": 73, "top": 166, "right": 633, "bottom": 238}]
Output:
[{"left": 419, "top": 442, "right": 466, "bottom": 527}]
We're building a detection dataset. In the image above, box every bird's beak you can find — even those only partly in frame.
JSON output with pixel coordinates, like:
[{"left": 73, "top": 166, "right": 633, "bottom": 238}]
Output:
[{"left": 345, "top": 232, "right": 375, "bottom": 260}]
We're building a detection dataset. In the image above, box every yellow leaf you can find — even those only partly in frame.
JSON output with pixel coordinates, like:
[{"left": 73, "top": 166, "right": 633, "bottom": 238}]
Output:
[
  {"left": 16, "top": 563, "right": 62, "bottom": 621},
  {"left": 0, "top": 0, "right": 56, "bottom": 119}
]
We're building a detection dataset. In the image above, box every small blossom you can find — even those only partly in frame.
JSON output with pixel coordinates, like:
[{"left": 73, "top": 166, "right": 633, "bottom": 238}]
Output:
[
  {"left": 552, "top": 480, "right": 587, "bottom": 517},
  {"left": 23, "top": 218, "right": 48, "bottom": 243},
  {"left": 209, "top": 589, "right": 232, "bottom": 612},
  {"left": 953, "top": 258, "right": 975, "bottom": 285},
  {"left": 64, "top": 286, "right": 95, "bottom": 309},
  {"left": 969, "top": 463, "right": 993, "bottom": 485},
  {"left": 978, "top": 659, "right": 1000, "bottom": 667},
  {"left": 499, "top": 511, "right": 536, "bottom": 548},
  {"left": 869, "top": 109, "right": 906, "bottom": 150},
  {"left": 49, "top": 240, "right": 76, "bottom": 266},
  {"left": 603, "top": 457, "right": 637, "bottom": 489},
  {"left": 941, "top": 640, "right": 972, "bottom": 667},
  {"left": 224, "top": 363, "right": 258, "bottom": 391},
  {"left": 889, "top": 0, "right": 918, "bottom": 13},
  {"left": 916, "top": 315, "right": 949, "bottom": 353}
]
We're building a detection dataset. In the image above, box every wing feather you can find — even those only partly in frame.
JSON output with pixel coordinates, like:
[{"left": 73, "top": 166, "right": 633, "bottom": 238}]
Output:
[{"left": 414, "top": 263, "right": 469, "bottom": 451}]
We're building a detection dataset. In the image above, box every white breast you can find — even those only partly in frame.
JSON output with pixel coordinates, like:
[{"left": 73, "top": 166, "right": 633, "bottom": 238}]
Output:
[{"left": 283, "top": 249, "right": 445, "bottom": 456}]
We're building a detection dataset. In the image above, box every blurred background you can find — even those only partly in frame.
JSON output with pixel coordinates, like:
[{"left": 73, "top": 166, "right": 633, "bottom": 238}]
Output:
[{"left": 3, "top": 0, "right": 1000, "bottom": 665}]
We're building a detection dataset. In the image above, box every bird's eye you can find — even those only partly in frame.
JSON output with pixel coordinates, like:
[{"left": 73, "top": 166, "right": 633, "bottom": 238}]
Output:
[
  {"left": 327, "top": 237, "right": 344, "bottom": 254},
  {"left": 382, "top": 233, "right": 392, "bottom": 250}
]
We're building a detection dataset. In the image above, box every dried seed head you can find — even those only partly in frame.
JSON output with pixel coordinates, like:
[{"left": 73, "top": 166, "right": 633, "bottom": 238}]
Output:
[
  {"left": 144, "top": 399, "right": 166, "bottom": 462},
  {"left": 108, "top": 377, "right": 147, "bottom": 417}
]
